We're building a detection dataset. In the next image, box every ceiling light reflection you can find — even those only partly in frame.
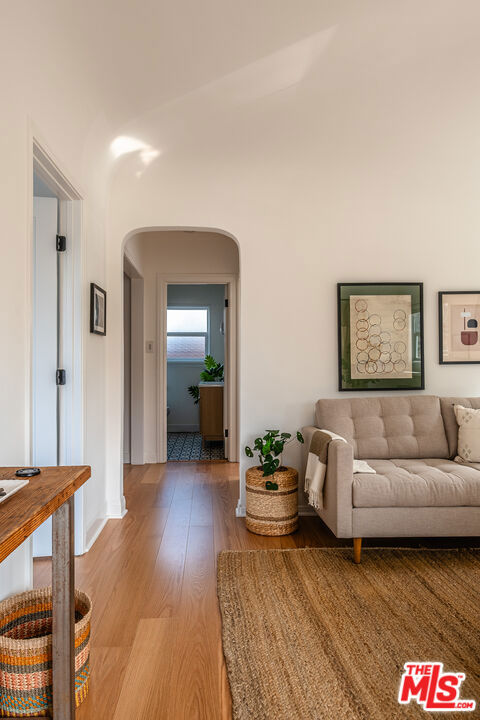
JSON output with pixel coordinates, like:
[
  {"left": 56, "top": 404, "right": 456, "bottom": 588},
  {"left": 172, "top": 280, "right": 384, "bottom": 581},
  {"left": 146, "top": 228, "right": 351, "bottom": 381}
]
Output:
[{"left": 110, "top": 136, "right": 161, "bottom": 165}]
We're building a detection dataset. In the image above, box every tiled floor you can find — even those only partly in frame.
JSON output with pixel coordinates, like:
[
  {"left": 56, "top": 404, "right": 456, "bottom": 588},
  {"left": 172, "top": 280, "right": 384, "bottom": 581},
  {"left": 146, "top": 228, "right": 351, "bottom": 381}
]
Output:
[{"left": 167, "top": 432, "right": 225, "bottom": 460}]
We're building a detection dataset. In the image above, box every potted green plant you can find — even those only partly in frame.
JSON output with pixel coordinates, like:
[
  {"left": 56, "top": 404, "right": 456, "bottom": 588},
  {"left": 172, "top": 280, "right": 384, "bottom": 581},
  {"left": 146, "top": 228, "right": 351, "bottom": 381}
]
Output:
[
  {"left": 245, "top": 429, "right": 304, "bottom": 488},
  {"left": 187, "top": 354, "right": 224, "bottom": 404},
  {"left": 244, "top": 429, "right": 304, "bottom": 536}
]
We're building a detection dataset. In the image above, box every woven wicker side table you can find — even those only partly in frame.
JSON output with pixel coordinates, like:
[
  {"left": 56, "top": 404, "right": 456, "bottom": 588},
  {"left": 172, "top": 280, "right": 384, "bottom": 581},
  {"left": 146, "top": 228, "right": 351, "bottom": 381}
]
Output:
[{"left": 245, "top": 466, "right": 298, "bottom": 536}]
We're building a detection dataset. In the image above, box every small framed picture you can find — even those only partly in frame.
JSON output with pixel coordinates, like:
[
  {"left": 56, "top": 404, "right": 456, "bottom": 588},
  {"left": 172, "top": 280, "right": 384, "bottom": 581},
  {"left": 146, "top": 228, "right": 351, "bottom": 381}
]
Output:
[
  {"left": 338, "top": 283, "right": 424, "bottom": 391},
  {"left": 90, "top": 283, "right": 106, "bottom": 336},
  {"left": 439, "top": 291, "right": 480, "bottom": 364}
]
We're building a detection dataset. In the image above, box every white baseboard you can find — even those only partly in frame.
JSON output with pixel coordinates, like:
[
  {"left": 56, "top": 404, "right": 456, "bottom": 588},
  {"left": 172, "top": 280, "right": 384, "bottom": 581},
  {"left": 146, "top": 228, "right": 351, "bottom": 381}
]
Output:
[
  {"left": 144, "top": 454, "right": 158, "bottom": 464},
  {"left": 236, "top": 502, "right": 246, "bottom": 517},
  {"left": 107, "top": 494, "right": 128, "bottom": 519},
  {"left": 123, "top": 451, "right": 131, "bottom": 463},
  {"left": 84, "top": 517, "right": 108, "bottom": 552},
  {"left": 107, "top": 508, "right": 128, "bottom": 519},
  {"left": 130, "top": 455, "right": 145, "bottom": 465}
]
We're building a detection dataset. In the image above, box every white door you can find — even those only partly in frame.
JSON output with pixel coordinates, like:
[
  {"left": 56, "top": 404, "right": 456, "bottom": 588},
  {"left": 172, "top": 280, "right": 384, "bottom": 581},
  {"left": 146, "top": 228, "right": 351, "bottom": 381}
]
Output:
[
  {"left": 223, "top": 284, "right": 229, "bottom": 460},
  {"left": 32, "top": 197, "right": 58, "bottom": 556}
]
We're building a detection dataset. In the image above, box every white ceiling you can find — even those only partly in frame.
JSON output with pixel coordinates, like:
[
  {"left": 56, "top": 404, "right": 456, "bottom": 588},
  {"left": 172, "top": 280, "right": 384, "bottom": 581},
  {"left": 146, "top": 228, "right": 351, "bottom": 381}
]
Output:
[
  {"left": 63, "top": 1, "right": 480, "bottom": 130},
  {"left": 17, "top": 0, "right": 480, "bottom": 184},
  {"left": 71, "top": 0, "right": 343, "bottom": 123}
]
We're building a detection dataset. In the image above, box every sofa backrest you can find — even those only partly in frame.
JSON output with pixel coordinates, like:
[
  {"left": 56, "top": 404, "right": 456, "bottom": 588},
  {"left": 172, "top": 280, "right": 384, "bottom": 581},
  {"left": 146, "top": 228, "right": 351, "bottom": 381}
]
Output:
[
  {"left": 440, "top": 397, "right": 480, "bottom": 458},
  {"left": 315, "top": 395, "right": 449, "bottom": 460}
]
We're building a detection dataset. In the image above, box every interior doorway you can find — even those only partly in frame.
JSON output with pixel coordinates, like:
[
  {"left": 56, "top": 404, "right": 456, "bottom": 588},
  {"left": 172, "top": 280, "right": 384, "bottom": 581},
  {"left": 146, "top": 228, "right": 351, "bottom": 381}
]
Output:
[
  {"left": 166, "top": 283, "right": 227, "bottom": 461},
  {"left": 122, "top": 229, "right": 239, "bottom": 467},
  {"left": 31, "top": 140, "right": 84, "bottom": 555},
  {"left": 123, "top": 273, "right": 132, "bottom": 463},
  {"left": 123, "top": 254, "right": 144, "bottom": 465},
  {"left": 157, "top": 271, "right": 238, "bottom": 464}
]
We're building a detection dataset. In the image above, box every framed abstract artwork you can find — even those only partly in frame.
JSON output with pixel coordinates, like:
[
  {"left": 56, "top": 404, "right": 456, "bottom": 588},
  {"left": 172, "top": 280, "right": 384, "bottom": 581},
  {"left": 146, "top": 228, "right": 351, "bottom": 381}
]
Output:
[
  {"left": 90, "top": 283, "right": 107, "bottom": 336},
  {"left": 337, "top": 283, "right": 424, "bottom": 391},
  {"left": 439, "top": 291, "right": 480, "bottom": 364}
]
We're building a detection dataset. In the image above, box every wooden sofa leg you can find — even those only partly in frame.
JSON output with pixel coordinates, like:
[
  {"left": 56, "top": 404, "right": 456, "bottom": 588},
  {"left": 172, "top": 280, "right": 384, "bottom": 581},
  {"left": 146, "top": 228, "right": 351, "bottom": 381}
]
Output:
[{"left": 353, "top": 538, "right": 362, "bottom": 564}]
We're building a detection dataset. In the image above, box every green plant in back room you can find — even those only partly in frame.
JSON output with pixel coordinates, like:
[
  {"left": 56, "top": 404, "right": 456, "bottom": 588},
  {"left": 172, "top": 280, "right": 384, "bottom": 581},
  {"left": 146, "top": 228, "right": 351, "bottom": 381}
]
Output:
[
  {"left": 245, "top": 430, "right": 304, "bottom": 489},
  {"left": 187, "top": 354, "right": 224, "bottom": 404}
]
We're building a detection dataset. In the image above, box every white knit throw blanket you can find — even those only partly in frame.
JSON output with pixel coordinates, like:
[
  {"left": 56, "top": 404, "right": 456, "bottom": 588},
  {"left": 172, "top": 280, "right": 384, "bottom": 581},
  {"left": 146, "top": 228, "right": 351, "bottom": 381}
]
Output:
[{"left": 305, "top": 429, "right": 376, "bottom": 510}]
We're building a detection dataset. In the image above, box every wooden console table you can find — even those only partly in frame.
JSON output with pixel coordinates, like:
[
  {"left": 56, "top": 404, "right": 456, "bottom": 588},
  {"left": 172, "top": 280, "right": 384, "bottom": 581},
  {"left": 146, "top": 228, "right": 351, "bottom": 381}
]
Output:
[{"left": 0, "top": 466, "right": 91, "bottom": 720}]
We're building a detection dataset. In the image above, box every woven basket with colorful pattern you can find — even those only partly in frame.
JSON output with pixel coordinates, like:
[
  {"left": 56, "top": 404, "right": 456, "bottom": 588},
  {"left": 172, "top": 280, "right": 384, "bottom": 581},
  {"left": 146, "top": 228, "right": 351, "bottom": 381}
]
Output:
[{"left": 0, "top": 586, "right": 91, "bottom": 718}]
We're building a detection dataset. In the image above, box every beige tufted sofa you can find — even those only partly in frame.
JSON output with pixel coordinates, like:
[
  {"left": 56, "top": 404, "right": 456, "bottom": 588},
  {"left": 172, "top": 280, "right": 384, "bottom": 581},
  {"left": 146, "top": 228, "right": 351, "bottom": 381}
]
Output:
[{"left": 302, "top": 395, "right": 480, "bottom": 562}]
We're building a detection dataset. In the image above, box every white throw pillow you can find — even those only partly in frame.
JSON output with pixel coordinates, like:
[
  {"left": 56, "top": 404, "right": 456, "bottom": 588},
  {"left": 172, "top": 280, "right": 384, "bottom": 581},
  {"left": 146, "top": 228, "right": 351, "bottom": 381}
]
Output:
[{"left": 454, "top": 404, "right": 480, "bottom": 463}]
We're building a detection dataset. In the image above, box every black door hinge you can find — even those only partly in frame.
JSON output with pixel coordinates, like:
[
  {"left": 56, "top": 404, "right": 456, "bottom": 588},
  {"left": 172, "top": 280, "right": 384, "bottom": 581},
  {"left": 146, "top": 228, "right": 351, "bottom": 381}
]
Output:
[
  {"left": 56, "top": 369, "right": 66, "bottom": 386},
  {"left": 225, "top": 298, "right": 229, "bottom": 308},
  {"left": 224, "top": 428, "right": 229, "bottom": 438},
  {"left": 56, "top": 235, "right": 66, "bottom": 252}
]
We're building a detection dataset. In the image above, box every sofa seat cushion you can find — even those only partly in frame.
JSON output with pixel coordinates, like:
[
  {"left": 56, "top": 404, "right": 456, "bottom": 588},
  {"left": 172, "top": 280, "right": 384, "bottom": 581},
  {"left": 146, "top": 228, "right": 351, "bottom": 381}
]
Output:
[{"left": 353, "top": 458, "right": 480, "bottom": 508}]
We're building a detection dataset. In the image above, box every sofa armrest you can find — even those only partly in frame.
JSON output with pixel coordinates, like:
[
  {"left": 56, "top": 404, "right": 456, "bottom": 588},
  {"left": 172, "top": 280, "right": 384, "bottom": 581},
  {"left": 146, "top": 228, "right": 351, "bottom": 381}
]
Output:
[
  {"left": 301, "top": 426, "right": 354, "bottom": 538},
  {"left": 323, "top": 438, "right": 354, "bottom": 537}
]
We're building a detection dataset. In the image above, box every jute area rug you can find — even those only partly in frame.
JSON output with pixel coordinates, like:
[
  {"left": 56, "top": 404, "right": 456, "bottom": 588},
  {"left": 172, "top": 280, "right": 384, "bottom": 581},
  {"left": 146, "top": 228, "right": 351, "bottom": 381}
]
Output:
[{"left": 217, "top": 548, "right": 480, "bottom": 720}]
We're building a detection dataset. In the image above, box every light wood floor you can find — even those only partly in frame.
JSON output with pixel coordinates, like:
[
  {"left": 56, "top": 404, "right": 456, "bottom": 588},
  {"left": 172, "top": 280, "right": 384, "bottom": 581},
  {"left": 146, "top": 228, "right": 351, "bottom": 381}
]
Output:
[{"left": 33, "top": 462, "right": 479, "bottom": 719}]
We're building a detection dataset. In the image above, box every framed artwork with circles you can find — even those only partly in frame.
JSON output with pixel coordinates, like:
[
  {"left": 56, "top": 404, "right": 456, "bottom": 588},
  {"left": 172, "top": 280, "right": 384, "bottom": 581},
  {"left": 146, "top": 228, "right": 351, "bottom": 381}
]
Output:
[
  {"left": 439, "top": 291, "right": 480, "bottom": 364},
  {"left": 337, "top": 283, "right": 424, "bottom": 391}
]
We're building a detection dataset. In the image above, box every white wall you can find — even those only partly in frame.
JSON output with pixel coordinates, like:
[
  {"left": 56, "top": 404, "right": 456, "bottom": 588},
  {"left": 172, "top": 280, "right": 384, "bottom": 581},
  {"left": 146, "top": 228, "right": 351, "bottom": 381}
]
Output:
[
  {"left": 107, "top": 2, "right": 480, "bottom": 515},
  {"left": 124, "top": 232, "right": 238, "bottom": 463},
  {"left": 167, "top": 284, "right": 226, "bottom": 433},
  {"left": 0, "top": 3, "right": 111, "bottom": 598}
]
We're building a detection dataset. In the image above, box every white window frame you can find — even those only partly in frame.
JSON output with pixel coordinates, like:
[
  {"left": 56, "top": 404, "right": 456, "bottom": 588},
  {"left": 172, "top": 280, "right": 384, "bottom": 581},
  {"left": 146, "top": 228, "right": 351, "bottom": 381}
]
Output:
[{"left": 166, "top": 305, "right": 210, "bottom": 363}]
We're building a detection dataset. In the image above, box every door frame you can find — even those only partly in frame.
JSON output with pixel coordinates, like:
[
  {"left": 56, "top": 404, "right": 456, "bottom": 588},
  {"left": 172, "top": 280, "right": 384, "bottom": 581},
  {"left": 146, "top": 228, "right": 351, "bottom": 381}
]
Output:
[
  {"left": 29, "top": 134, "right": 85, "bottom": 551},
  {"left": 156, "top": 273, "right": 239, "bottom": 463},
  {"left": 123, "top": 253, "right": 144, "bottom": 465}
]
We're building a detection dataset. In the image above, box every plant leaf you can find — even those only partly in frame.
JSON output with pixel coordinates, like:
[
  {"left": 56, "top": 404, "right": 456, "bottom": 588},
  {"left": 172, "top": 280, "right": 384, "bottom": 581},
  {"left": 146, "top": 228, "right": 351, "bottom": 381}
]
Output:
[
  {"left": 273, "top": 441, "right": 284, "bottom": 455},
  {"left": 265, "top": 480, "right": 279, "bottom": 491},
  {"left": 280, "top": 432, "right": 291, "bottom": 439},
  {"left": 297, "top": 431, "right": 305, "bottom": 444},
  {"left": 187, "top": 385, "right": 200, "bottom": 404},
  {"left": 262, "top": 462, "right": 276, "bottom": 477},
  {"left": 204, "top": 354, "right": 216, "bottom": 369},
  {"left": 245, "top": 446, "right": 254, "bottom": 458}
]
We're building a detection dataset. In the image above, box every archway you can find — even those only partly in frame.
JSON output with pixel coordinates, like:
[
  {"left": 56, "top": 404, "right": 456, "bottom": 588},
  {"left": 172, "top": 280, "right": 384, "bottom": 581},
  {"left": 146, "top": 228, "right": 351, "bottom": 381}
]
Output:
[{"left": 122, "top": 228, "right": 240, "bottom": 468}]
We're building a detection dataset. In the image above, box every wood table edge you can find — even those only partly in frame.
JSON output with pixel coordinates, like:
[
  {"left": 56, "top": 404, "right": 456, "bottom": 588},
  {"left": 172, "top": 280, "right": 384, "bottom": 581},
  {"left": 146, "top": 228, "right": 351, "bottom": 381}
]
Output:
[{"left": 0, "top": 466, "right": 91, "bottom": 564}]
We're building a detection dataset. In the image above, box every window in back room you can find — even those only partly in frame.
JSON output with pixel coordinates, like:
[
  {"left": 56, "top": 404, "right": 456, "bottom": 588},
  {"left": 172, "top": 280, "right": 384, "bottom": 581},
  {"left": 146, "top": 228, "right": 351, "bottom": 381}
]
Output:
[{"left": 166, "top": 307, "right": 209, "bottom": 361}]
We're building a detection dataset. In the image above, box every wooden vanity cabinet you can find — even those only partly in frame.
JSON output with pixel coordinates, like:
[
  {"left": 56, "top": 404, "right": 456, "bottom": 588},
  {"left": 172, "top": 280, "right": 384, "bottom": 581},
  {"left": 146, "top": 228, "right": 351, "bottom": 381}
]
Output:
[{"left": 199, "top": 383, "right": 224, "bottom": 446}]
